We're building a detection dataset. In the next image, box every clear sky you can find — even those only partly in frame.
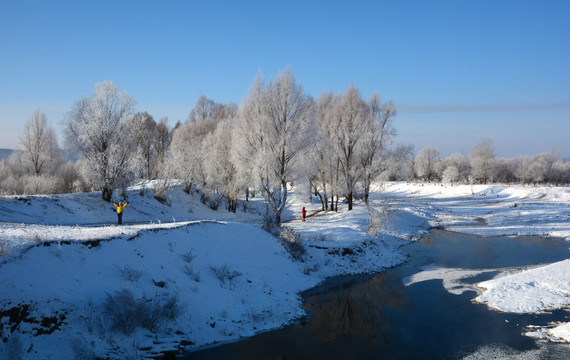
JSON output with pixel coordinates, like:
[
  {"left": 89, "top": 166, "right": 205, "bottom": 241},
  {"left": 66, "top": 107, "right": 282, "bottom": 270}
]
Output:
[{"left": 1, "top": 0, "right": 569, "bottom": 158}]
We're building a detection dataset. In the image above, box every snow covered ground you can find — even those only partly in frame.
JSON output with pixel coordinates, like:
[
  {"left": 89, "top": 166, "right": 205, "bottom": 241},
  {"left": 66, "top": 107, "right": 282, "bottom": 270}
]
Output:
[{"left": 1, "top": 181, "right": 569, "bottom": 358}]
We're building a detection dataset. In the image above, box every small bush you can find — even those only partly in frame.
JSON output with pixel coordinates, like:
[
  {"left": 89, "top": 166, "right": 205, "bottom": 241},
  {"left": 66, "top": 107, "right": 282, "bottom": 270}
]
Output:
[
  {"left": 279, "top": 227, "right": 306, "bottom": 262},
  {"left": 367, "top": 204, "right": 390, "bottom": 236},
  {"left": 181, "top": 250, "right": 196, "bottom": 263},
  {"left": 103, "top": 289, "right": 184, "bottom": 335},
  {"left": 183, "top": 265, "right": 201, "bottom": 282},
  {"left": 120, "top": 265, "right": 143, "bottom": 282},
  {"left": 160, "top": 294, "right": 184, "bottom": 320},
  {"left": 209, "top": 264, "right": 242, "bottom": 289}
]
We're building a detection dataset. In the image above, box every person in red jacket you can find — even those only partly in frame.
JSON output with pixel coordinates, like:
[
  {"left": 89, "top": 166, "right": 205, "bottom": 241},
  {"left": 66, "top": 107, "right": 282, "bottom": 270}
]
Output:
[
  {"left": 302, "top": 207, "right": 307, "bottom": 221},
  {"left": 113, "top": 201, "right": 128, "bottom": 225}
]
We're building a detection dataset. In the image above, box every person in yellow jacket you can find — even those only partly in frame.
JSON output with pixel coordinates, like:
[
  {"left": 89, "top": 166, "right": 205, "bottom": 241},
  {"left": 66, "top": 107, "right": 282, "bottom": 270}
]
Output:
[{"left": 113, "top": 201, "right": 128, "bottom": 225}]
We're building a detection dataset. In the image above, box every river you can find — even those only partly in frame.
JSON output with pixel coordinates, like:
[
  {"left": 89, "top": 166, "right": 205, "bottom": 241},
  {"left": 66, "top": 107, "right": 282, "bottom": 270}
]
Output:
[{"left": 186, "top": 230, "right": 570, "bottom": 359}]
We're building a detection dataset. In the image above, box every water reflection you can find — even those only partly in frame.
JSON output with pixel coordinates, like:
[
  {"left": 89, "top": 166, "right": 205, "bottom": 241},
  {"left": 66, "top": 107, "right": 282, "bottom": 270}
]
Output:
[{"left": 304, "top": 273, "right": 408, "bottom": 345}]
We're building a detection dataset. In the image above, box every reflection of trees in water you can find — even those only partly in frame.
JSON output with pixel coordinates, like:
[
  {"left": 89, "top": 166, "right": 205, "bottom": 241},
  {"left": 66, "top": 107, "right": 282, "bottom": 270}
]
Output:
[{"left": 304, "top": 272, "right": 409, "bottom": 345}]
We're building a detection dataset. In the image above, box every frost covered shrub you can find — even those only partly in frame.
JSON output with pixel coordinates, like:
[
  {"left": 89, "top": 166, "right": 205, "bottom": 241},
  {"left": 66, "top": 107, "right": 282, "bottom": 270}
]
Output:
[
  {"left": 160, "top": 294, "right": 184, "bottom": 320},
  {"left": 183, "top": 265, "right": 201, "bottom": 282},
  {"left": 262, "top": 209, "right": 281, "bottom": 237},
  {"left": 279, "top": 227, "right": 306, "bottom": 262},
  {"left": 367, "top": 204, "right": 390, "bottom": 236},
  {"left": 0, "top": 173, "right": 22, "bottom": 195},
  {"left": 209, "top": 264, "right": 242, "bottom": 289},
  {"left": 181, "top": 250, "right": 196, "bottom": 263},
  {"left": 103, "top": 289, "right": 184, "bottom": 335},
  {"left": 104, "top": 289, "right": 142, "bottom": 335},
  {"left": 22, "top": 175, "right": 60, "bottom": 195},
  {"left": 120, "top": 265, "right": 143, "bottom": 282}
]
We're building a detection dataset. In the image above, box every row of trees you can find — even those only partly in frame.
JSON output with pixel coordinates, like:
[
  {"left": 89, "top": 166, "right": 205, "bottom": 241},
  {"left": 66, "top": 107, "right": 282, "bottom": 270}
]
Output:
[
  {"left": 168, "top": 68, "right": 397, "bottom": 223},
  {"left": 0, "top": 83, "right": 173, "bottom": 198},
  {"left": 2, "top": 69, "right": 570, "bottom": 224},
  {"left": 409, "top": 140, "right": 570, "bottom": 185},
  {"left": 0, "top": 70, "right": 397, "bottom": 225}
]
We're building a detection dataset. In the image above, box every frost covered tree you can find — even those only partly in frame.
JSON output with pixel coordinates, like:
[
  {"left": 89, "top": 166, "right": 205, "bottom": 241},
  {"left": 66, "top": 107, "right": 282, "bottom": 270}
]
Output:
[
  {"left": 383, "top": 144, "right": 414, "bottom": 181},
  {"left": 471, "top": 139, "right": 496, "bottom": 184},
  {"left": 62, "top": 81, "right": 141, "bottom": 201},
  {"left": 202, "top": 117, "right": 242, "bottom": 212},
  {"left": 170, "top": 96, "right": 235, "bottom": 193},
  {"left": 235, "top": 72, "right": 266, "bottom": 207},
  {"left": 494, "top": 158, "right": 517, "bottom": 183},
  {"left": 414, "top": 146, "right": 440, "bottom": 182},
  {"left": 169, "top": 121, "right": 206, "bottom": 193},
  {"left": 237, "top": 68, "right": 313, "bottom": 224},
  {"left": 332, "top": 85, "right": 373, "bottom": 210},
  {"left": 312, "top": 91, "right": 341, "bottom": 211},
  {"left": 440, "top": 152, "right": 471, "bottom": 183},
  {"left": 18, "top": 109, "right": 63, "bottom": 176},
  {"left": 311, "top": 87, "right": 396, "bottom": 210},
  {"left": 441, "top": 165, "right": 459, "bottom": 183},
  {"left": 129, "top": 112, "right": 157, "bottom": 179},
  {"left": 360, "top": 95, "right": 396, "bottom": 205},
  {"left": 153, "top": 117, "right": 171, "bottom": 177}
]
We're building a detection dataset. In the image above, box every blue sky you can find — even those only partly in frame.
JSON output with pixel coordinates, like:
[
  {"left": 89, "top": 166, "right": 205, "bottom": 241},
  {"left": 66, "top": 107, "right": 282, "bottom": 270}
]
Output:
[{"left": 1, "top": 0, "right": 569, "bottom": 157}]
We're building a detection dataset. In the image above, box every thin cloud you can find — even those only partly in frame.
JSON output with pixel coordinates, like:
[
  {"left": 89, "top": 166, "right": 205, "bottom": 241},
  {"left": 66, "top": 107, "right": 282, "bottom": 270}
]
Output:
[{"left": 398, "top": 102, "right": 570, "bottom": 114}]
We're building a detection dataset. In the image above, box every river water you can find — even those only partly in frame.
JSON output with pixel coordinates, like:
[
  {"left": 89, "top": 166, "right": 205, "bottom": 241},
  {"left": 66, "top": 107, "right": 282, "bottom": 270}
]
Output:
[{"left": 187, "top": 230, "right": 570, "bottom": 359}]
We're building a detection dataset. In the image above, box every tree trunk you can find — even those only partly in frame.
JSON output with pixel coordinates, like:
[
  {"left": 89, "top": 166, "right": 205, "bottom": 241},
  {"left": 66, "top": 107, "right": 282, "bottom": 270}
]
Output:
[
  {"left": 314, "top": 185, "right": 324, "bottom": 210},
  {"left": 102, "top": 187, "right": 112, "bottom": 202},
  {"left": 364, "top": 175, "right": 371, "bottom": 205},
  {"left": 347, "top": 191, "right": 353, "bottom": 211},
  {"left": 183, "top": 181, "right": 191, "bottom": 193}
]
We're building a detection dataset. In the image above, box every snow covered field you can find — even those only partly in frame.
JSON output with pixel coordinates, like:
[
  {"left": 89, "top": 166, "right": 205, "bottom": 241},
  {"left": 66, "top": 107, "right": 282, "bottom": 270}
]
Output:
[{"left": 1, "top": 182, "right": 569, "bottom": 358}]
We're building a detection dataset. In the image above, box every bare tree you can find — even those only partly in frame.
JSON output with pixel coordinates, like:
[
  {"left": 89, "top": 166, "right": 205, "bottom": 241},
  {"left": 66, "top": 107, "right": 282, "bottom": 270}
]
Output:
[
  {"left": 19, "top": 109, "right": 63, "bottom": 176},
  {"left": 62, "top": 81, "right": 140, "bottom": 201}
]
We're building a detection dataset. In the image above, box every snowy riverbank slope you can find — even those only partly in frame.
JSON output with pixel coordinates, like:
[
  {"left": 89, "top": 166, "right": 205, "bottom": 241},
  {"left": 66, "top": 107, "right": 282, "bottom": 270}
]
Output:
[
  {"left": 1, "top": 182, "right": 569, "bottom": 358},
  {"left": 0, "top": 183, "right": 418, "bottom": 359}
]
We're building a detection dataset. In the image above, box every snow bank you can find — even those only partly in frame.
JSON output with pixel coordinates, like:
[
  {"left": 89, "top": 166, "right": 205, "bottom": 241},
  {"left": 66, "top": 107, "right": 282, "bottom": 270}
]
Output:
[
  {"left": 0, "top": 221, "right": 317, "bottom": 359},
  {"left": 381, "top": 182, "right": 570, "bottom": 241},
  {"left": 475, "top": 259, "right": 570, "bottom": 314},
  {"left": 0, "top": 183, "right": 415, "bottom": 358}
]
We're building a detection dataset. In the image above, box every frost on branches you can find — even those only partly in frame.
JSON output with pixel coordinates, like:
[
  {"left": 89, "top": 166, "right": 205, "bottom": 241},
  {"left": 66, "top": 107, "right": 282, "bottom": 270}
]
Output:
[{"left": 63, "top": 81, "right": 143, "bottom": 201}]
